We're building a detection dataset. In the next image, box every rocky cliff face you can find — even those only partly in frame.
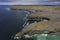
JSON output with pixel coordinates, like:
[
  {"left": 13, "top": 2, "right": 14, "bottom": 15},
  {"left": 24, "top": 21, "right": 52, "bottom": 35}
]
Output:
[{"left": 11, "top": 5, "right": 60, "bottom": 39}]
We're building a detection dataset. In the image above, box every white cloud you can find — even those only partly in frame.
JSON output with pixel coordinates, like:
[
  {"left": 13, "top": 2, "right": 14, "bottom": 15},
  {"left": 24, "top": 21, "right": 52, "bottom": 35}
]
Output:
[{"left": 0, "top": 0, "right": 60, "bottom": 5}]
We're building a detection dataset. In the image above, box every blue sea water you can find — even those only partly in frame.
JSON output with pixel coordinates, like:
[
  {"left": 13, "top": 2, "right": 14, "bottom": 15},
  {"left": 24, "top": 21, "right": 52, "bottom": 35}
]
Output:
[
  {"left": 0, "top": 5, "right": 27, "bottom": 40},
  {"left": 1, "top": 5, "right": 60, "bottom": 40}
]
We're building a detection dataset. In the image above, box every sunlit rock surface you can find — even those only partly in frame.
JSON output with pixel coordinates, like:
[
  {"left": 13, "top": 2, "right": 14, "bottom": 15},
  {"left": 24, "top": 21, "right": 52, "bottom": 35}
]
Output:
[{"left": 11, "top": 5, "right": 60, "bottom": 40}]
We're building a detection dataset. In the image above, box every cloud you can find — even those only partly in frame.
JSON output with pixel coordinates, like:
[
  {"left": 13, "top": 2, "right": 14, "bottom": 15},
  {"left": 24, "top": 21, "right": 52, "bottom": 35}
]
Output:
[{"left": 0, "top": 0, "right": 60, "bottom": 5}]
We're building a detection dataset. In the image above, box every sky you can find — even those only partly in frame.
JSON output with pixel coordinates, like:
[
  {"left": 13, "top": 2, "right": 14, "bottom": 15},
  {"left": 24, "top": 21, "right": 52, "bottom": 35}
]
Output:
[{"left": 0, "top": 0, "right": 60, "bottom": 5}]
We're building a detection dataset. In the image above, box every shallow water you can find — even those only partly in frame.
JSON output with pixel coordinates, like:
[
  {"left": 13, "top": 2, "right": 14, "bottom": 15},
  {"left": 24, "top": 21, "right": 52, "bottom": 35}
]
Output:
[{"left": 20, "top": 34, "right": 60, "bottom": 40}]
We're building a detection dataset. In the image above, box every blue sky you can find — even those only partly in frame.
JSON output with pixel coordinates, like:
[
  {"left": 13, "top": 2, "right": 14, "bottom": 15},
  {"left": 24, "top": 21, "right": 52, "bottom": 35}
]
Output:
[{"left": 0, "top": 0, "right": 60, "bottom": 5}]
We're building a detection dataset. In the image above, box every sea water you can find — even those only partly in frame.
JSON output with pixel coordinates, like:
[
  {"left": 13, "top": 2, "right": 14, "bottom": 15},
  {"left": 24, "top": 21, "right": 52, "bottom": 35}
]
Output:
[{"left": 20, "top": 34, "right": 60, "bottom": 40}]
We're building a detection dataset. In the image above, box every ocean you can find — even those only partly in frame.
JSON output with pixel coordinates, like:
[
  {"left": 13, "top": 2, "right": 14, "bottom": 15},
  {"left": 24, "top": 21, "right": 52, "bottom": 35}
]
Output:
[
  {"left": 0, "top": 5, "right": 27, "bottom": 40},
  {"left": 0, "top": 5, "right": 60, "bottom": 40}
]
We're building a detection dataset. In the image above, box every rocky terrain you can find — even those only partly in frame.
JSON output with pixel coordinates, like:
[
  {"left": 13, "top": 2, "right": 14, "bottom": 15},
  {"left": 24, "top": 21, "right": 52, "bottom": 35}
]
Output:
[{"left": 11, "top": 5, "right": 60, "bottom": 39}]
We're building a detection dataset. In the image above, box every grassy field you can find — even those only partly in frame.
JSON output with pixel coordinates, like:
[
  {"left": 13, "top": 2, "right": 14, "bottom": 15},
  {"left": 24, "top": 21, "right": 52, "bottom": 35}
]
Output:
[
  {"left": 11, "top": 5, "right": 60, "bottom": 12},
  {"left": 11, "top": 5, "right": 60, "bottom": 40}
]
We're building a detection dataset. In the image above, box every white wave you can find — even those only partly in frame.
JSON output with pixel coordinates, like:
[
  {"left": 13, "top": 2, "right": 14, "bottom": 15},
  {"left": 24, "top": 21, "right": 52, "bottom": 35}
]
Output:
[
  {"left": 41, "top": 34, "right": 48, "bottom": 36},
  {"left": 5, "top": 8, "right": 11, "bottom": 11}
]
